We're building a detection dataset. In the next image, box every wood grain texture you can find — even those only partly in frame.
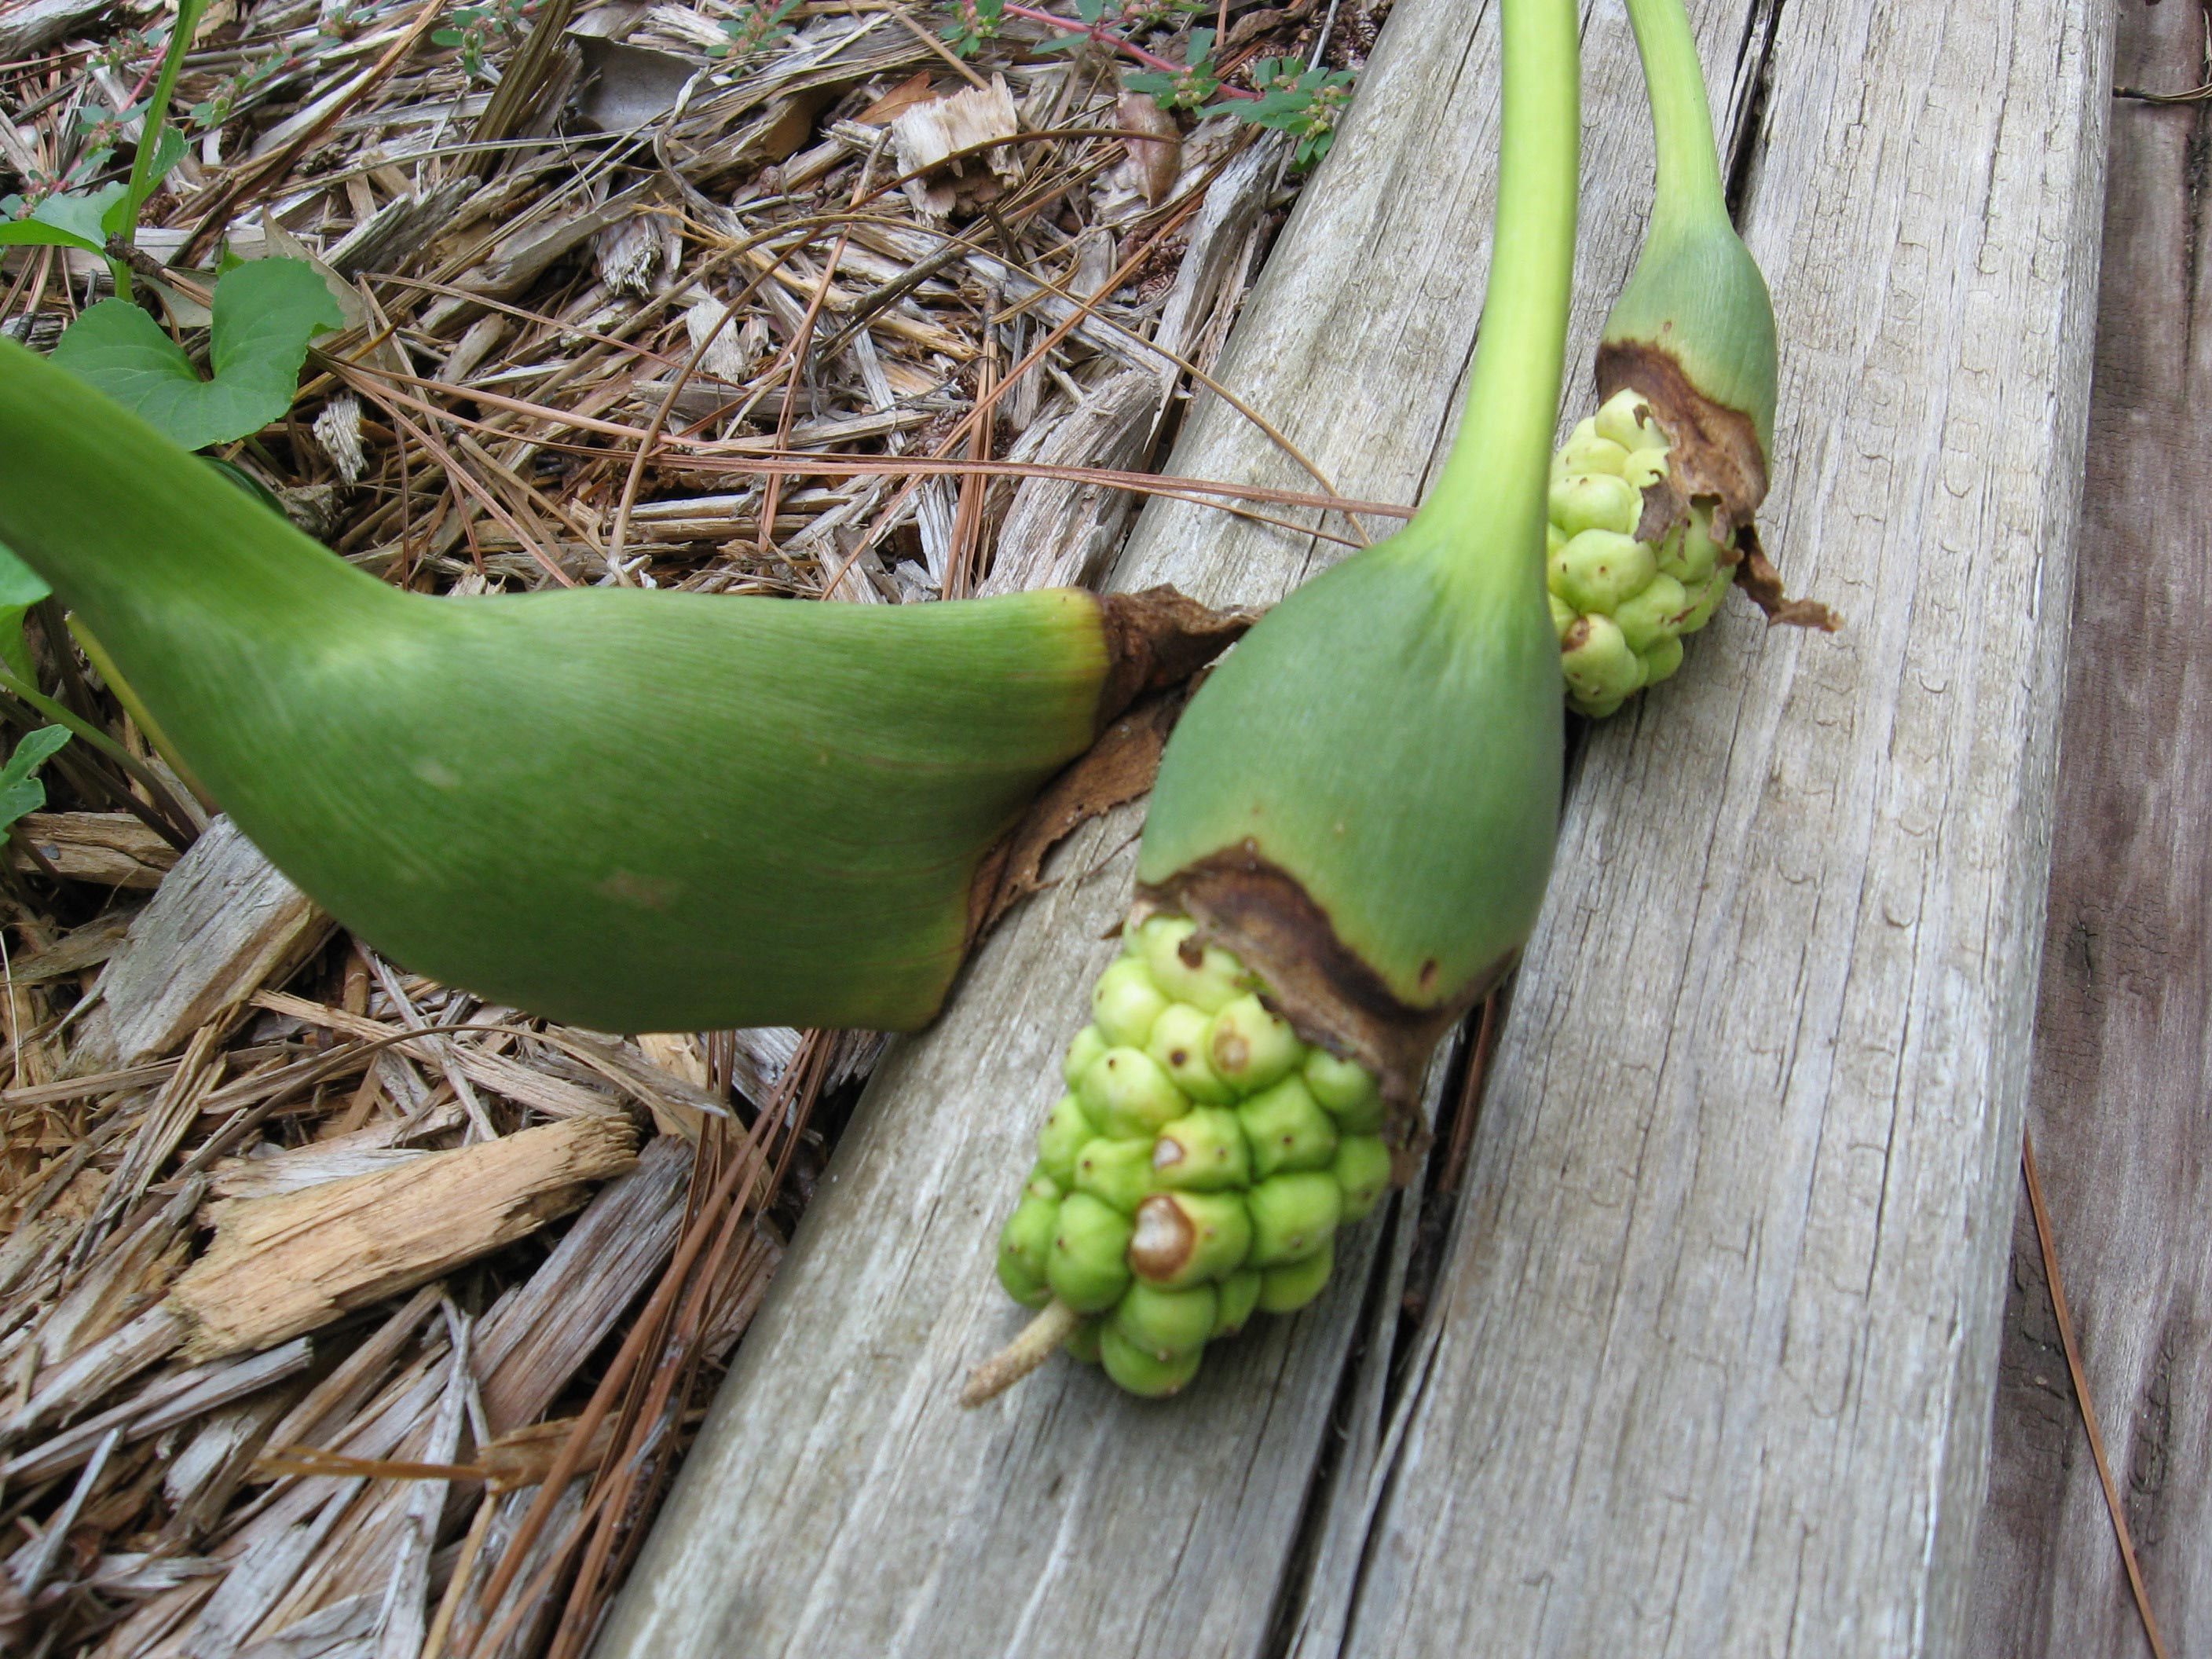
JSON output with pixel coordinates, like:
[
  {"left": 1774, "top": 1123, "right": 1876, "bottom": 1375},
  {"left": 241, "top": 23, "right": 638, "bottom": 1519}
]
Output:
[
  {"left": 595, "top": 0, "right": 1679, "bottom": 1650},
  {"left": 1965, "top": 2, "right": 2212, "bottom": 1650},
  {"left": 1326, "top": 2, "right": 2113, "bottom": 1655},
  {"left": 599, "top": 0, "right": 2111, "bottom": 1651}
]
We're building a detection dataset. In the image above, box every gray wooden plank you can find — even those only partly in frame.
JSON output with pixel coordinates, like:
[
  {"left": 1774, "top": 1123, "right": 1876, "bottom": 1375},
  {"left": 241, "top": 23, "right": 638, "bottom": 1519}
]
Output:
[
  {"left": 591, "top": 0, "right": 1692, "bottom": 1650},
  {"left": 1323, "top": 2, "right": 2114, "bottom": 1655},
  {"left": 1965, "top": 2, "right": 2212, "bottom": 1650}
]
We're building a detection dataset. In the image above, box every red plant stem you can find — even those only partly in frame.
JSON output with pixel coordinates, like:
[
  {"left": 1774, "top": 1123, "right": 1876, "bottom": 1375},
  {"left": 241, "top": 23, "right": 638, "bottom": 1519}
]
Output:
[{"left": 1000, "top": 2, "right": 1258, "bottom": 97}]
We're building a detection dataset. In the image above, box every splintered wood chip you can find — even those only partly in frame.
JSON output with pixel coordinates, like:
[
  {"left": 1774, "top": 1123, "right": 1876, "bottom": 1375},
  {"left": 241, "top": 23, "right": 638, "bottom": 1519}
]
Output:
[{"left": 167, "top": 1115, "right": 640, "bottom": 1361}]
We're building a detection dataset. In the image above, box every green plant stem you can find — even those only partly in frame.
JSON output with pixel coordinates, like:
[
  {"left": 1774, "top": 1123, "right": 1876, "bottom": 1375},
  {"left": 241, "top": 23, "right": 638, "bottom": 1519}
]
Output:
[
  {"left": 123, "top": 0, "right": 207, "bottom": 247},
  {"left": 1622, "top": 0, "right": 1727, "bottom": 229},
  {"left": 0, "top": 665, "right": 200, "bottom": 840},
  {"left": 1409, "top": 0, "right": 1579, "bottom": 588}
]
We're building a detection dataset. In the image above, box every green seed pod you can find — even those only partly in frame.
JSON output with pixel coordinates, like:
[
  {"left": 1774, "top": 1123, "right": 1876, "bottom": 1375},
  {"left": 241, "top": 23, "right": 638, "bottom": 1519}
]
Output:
[
  {"left": 1128, "top": 1190, "right": 1251, "bottom": 1289},
  {"left": 1547, "top": 471, "right": 1643, "bottom": 540},
  {"left": 1333, "top": 1134, "right": 1393, "bottom": 1223},
  {"left": 1136, "top": 915, "right": 1253, "bottom": 1014},
  {"left": 1548, "top": 591, "right": 1579, "bottom": 643},
  {"left": 1560, "top": 613, "right": 1646, "bottom": 714},
  {"left": 1561, "top": 433, "right": 1632, "bottom": 478},
  {"left": 1239, "top": 1075, "right": 1340, "bottom": 1178},
  {"left": 1035, "top": 1093, "right": 1095, "bottom": 1188},
  {"left": 1257, "top": 1236, "right": 1337, "bottom": 1314},
  {"left": 1046, "top": 1192, "right": 1135, "bottom": 1314},
  {"left": 1640, "top": 632, "right": 1686, "bottom": 686},
  {"left": 1023, "top": 1166, "right": 1061, "bottom": 1203},
  {"left": 1099, "top": 1324, "right": 1203, "bottom": 1398},
  {"left": 997, "top": 1193, "right": 1061, "bottom": 1307},
  {"left": 1612, "top": 570, "right": 1690, "bottom": 654},
  {"left": 1246, "top": 1172, "right": 1343, "bottom": 1267},
  {"left": 1064, "top": 1319, "right": 1103, "bottom": 1364},
  {"left": 1204, "top": 994, "right": 1304, "bottom": 1096},
  {"left": 1079, "top": 1046, "right": 1187, "bottom": 1139},
  {"left": 1072, "top": 1135, "right": 1159, "bottom": 1214},
  {"left": 1213, "top": 1269, "right": 1265, "bottom": 1338},
  {"left": 1062, "top": 1025, "right": 1110, "bottom": 1089},
  {"left": 1304, "top": 1048, "right": 1386, "bottom": 1135},
  {"left": 1145, "top": 1002, "right": 1236, "bottom": 1104},
  {"left": 1092, "top": 957, "right": 1170, "bottom": 1049},
  {"left": 1550, "top": 529, "right": 1658, "bottom": 617},
  {"left": 1151, "top": 1107, "right": 1251, "bottom": 1191},
  {"left": 1112, "top": 1280, "right": 1218, "bottom": 1360},
  {"left": 1593, "top": 387, "right": 1665, "bottom": 452}
]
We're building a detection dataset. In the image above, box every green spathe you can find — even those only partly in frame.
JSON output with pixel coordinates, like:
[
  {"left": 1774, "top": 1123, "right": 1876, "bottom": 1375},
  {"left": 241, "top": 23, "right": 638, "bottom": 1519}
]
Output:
[
  {"left": 0, "top": 338, "right": 1114, "bottom": 1034},
  {"left": 1137, "top": 536, "right": 1562, "bottom": 1019},
  {"left": 1600, "top": 213, "right": 1778, "bottom": 453}
]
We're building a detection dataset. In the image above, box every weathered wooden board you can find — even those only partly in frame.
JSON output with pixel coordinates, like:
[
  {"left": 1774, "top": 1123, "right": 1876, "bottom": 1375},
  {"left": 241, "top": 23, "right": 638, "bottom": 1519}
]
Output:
[
  {"left": 1965, "top": 2, "right": 2212, "bottom": 1650},
  {"left": 600, "top": 0, "right": 2111, "bottom": 1652},
  {"left": 595, "top": 0, "right": 1705, "bottom": 1650},
  {"left": 1320, "top": 2, "right": 2113, "bottom": 1656}
]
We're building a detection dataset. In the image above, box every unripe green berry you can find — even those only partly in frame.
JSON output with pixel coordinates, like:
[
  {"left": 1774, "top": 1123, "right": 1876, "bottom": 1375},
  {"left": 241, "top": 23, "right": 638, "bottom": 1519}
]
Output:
[
  {"left": 997, "top": 1192, "right": 1060, "bottom": 1307},
  {"left": 1152, "top": 1107, "right": 1251, "bottom": 1191},
  {"left": 1562, "top": 433, "right": 1632, "bottom": 478},
  {"left": 1145, "top": 1002, "right": 1235, "bottom": 1104},
  {"left": 1640, "top": 633, "right": 1686, "bottom": 686},
  {"left": 1551, "top": 529, "right": 1658, "bottom": 615},
  {"left": 1072, "top": 1135, "right": 1158, "bottom": 1214},
  {"left": 1303, "top": 1049, "right": 1385, "bottom": 1134},
  {"left": 1213, "top": 1269, "right": 1263, "bottom": 1338},
  {"left": 1092, "top": 956, "right": 1169, "bottom": 1049},
  {"left": 1205, "top": 994, "right": 1303, "bottom": 1096},
  {"left": 1257, "top": 1236, "right": 1335, "bottom": 1314},
  {"left": 1036, "top": 1093, "right": 1095, "bottom": 1186},
  {"left": 1136, "top": 915, "right": 1251, "bottom": 1014},
  {"left": 1023, "top": 1166, "right": 1060, "bottom": 1203},
  {"left": 1549, "top": 591, "right": 1578, "bottom": 643},
  {"left": 1549, "top": 472, "right": 1643, "bottom": 540},
  {"left": 1247, "top": 1172, "right": 1342, "bottom": 1267},
  {"left": 1561, "top": 613, "right": 1646, "bottom": 712},
  {"left": 1079, "top": 1046, "right": 1187, "bottom": 1138},
  {"left": 1046, "top": 1192, "right": 1134, "bottom": 1313},
  {"left": 1129, "top": 1190, "right": 1251, "bottom": 1288},
  {"left": 1333, "top": 1134, "right": 1393, "bottom": 1223},
  {"left": 1679, "top": 566, "right": 1730, "bottom": 631},
  {"left": 1239, "top": 1075, "right": 1339, "bottom": 1178},
  {"left": 1612, "top": 570, "right": 1690, "bottom": 654},
  {"left": 1064, "top": 1319, "right": 1102, "bottom": 1364},
  {"left": 1112, "top": 1280, "right": 1218, "bottom": 1359},
  {"left": 1063, "top": 1024, "right": 1109, "bottom": 1088},
  {"left": 1592, "top": 388, "right": 1661, "bottom": 452},
  {"left": 1099, "top": 1323, "right": 1203, "bottom": 1397}
]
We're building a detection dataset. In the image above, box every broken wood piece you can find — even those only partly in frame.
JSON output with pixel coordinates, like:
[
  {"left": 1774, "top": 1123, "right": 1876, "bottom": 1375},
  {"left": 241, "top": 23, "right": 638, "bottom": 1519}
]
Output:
[
  {"left": 10, "top": 811, "right": 179, "bottom": 889},
  {"left": 167, "top": 1115, "right": 640, "bottom": 1361},
  {"left": 71, "top": 818, "right": 331, "bottom": 1075}
]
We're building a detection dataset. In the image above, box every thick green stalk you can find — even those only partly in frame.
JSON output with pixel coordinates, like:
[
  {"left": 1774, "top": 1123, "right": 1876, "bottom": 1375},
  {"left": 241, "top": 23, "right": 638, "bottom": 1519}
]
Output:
[
  {"left": 1599, "top": 0, "right": 1777, "bottom": 519},
  {"left": 1623, "top": 0, "right": 1727, "bottom": 229},
  {"left": 0, "top": 338, "right": 1243, "bottom": 1034},
  {"left": 1133, "top": 0, "right": 1577, "bottom": 1109},
  {"left": 1410, "top": 0, "right": 1581, "bottom": 604}
]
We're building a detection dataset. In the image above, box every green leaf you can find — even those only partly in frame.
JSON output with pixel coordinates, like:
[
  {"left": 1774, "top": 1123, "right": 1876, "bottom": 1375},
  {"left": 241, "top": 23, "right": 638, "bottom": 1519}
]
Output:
[
  {"left": 0, "top": 725, "right": 71, "bottom": 836},
  {"left": 0, "top": 183, "right": 130, "bottom": 253},
  {"left": 0, "top": 543, "right": 51, "bottom": 685},
  {"left": 50, "top": 256, "right": 346, "bottom": 451}
]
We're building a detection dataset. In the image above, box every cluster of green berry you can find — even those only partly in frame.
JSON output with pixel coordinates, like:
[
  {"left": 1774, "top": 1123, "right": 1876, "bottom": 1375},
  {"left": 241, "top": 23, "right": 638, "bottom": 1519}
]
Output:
[
  {"left": 994, "top": 915, "right": 1391, "bottom": 1397},
  {"left": 1547, "top": 388, "right": 1736, "bottom": 717}
]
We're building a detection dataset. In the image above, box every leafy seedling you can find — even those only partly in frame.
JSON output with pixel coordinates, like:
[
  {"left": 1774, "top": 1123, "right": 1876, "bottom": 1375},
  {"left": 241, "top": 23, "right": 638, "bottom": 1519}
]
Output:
[
  {"left": 51, "top": 257, "right": 344, "bottom": 452},
  {"left": 0, "top": 726, "right": 72, "bottom": 838}
]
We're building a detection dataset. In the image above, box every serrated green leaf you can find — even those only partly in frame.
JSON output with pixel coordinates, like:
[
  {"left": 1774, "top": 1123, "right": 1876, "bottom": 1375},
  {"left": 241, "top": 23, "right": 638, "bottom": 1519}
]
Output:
[
  {"left": 50, "top": 256, "right": 346, "bottom": 451},
  {"left": 0, "top": 543, "right": 51, "bottom": 685},
  {"left": 0, "top": 183, "right": 130, "bottom": 253},
  {"left": 0, "top": 725, "right": 71, "bottom": 835}
]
